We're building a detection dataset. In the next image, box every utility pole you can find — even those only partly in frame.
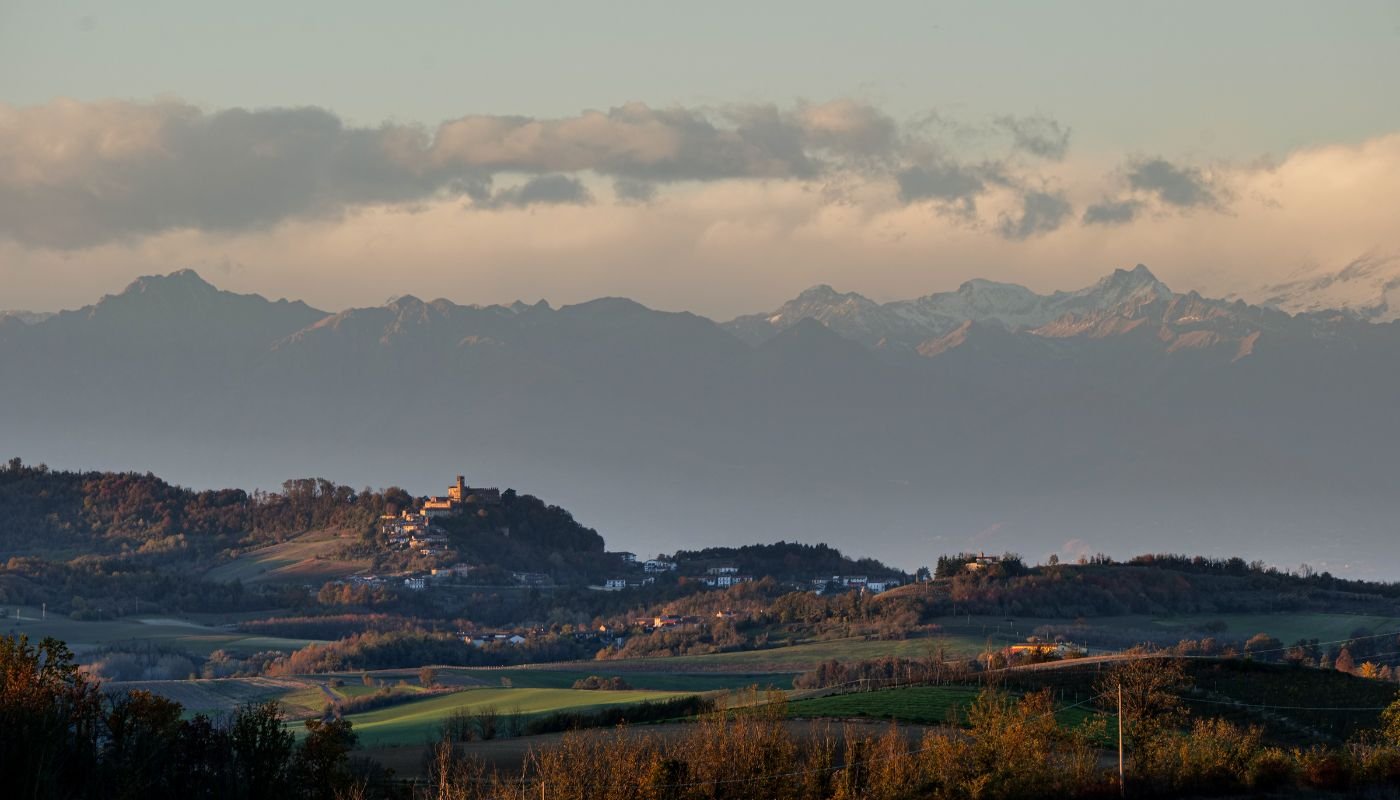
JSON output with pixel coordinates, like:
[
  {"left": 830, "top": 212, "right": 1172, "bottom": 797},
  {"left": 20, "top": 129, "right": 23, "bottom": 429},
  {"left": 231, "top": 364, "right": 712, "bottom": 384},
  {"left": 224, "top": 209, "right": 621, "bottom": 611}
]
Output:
[{"left": 1117, "top": 682, "right": 1125, "bottom": 797}]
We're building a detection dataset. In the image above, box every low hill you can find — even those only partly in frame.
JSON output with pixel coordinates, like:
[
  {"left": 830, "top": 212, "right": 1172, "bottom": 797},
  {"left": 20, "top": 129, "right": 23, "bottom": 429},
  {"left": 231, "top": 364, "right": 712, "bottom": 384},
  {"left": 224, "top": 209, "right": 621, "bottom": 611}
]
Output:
[{"left": 204, "top": 529, "right": 372, "bottom": 585}]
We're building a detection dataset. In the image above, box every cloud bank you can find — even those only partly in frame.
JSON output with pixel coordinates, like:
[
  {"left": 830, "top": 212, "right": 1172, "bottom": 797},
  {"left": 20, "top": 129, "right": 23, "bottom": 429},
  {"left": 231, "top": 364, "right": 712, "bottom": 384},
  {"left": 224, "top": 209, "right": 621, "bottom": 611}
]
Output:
[
  {"left": 2, "top": 97, "right": 1075, "bottom": 248},
  {"left": 2, "top": 98, "right": 1398, "bottom": 319}
]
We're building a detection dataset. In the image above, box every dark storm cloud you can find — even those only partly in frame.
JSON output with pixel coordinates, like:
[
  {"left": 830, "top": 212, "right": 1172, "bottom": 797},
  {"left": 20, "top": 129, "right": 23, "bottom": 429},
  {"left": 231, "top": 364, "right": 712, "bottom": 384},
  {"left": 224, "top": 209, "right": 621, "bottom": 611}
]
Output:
[
  {"left": 477, "top": 175, "right": 593, "bottom": 209},
  {"left": 993, "top": 114, "right": 1071, "bottom": 160},
  {"left": 1081, "top": 198, "right": 1143, "bottom": 225},
  {"left": 997, "top": 190, "right": 1073, "bottom": 240},
  {"left": 1125, "top": 158, "right": 1221, "bottom": 208},
  {"left": 896, "top": 161, "right": 994, "bottom": 213}
]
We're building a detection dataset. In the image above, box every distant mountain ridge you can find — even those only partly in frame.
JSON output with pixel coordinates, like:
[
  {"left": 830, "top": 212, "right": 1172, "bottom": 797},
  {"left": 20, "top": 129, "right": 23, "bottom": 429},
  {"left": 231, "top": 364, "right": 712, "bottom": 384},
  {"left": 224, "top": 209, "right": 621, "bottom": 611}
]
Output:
[
  {"left": 723, "top": 264, "right": 1364, "bottom": 363},
  {"left": 1255, "top": 254, "right": 1400, "bottom": 322},
  {"left": 3, "top": 265, "right": 1399, "bottom": 575}
]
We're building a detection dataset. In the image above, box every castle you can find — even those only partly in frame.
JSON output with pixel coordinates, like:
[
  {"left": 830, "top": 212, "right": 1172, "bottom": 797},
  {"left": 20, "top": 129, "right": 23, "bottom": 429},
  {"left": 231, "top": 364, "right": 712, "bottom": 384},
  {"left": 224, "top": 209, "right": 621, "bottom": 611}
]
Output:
[{"left": 422, "top": 475, "right": 501, "bottom": 516}]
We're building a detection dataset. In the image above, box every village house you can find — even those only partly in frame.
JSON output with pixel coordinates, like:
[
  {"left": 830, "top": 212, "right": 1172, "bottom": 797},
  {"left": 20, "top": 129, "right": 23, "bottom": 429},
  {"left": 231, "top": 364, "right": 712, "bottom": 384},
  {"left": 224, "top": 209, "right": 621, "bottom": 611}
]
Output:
[
  {"left": 643, "top": 559, "right": 677, "bottom": 573},
  {"left": 1000, "top": 641, "right": 1085, "bottom": 661},
  {"left": 403, "top": 576, "right": 427, "bottom": 590},
  {"left": 463, "top": 632, "right": 527, "bottom": 646},
  {"left": 511, "top": 571, "right": 551, "bottom": 586},
  {"left": 964, "top": 552, "right": 1001, "bottom": 571},
  {"left": 431, "top": 563, "right": 472, "bottom": 580}
]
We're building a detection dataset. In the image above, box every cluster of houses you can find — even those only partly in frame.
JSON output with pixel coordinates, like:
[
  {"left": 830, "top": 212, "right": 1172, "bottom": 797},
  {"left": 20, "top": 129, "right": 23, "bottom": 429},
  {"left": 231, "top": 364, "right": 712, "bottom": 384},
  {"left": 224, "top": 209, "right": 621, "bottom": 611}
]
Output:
[
  {"left": 380, "top": 476, "right": 506, "bottom": 556},
  {"left": 629, "top": 610, "right": 745, "bottom": 631},
  {"left": 594, "top": 560, "right": 905, "bottom": 595},
  {"left": 702, "top": 566, "right": 752, "bottom": 588},
  {"left": 811, "top": 575, "right": 902, "bottom": 594},
  {"left": 334, "top": 562, "right": 475, "bottom": 593},
  {"left": 460, "top": 631, "right": 527, "bottom": 647},
  {"left": 380, "top": 511, "right": 449, "bottom": 555}
]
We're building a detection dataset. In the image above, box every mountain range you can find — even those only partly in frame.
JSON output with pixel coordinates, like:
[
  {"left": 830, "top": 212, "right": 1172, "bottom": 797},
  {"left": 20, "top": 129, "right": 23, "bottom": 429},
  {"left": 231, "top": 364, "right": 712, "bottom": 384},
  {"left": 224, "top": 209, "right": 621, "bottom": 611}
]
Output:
[{"left": 2, "top": 266, "right": 1398, "bottom": 575}]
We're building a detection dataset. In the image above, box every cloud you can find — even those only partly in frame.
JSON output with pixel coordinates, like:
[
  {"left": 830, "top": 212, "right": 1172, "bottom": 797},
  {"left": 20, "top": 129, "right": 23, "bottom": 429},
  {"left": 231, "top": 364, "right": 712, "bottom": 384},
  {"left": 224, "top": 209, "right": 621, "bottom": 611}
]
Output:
[
  {"left": 0, "top": 97, "right": 1076, "bottom": 250},
  {"left": 998, "top": 190, "right": 1072, "bottom": 240},
  {"left": 613, "top": 179, "right": 657, "bottom": 204},
  {"left": 794, "top": 99, "right": 899, "bottom": 157},
  {"left": 0, "top": 100, "right": 480, "bottom": 248},
  {"left": 1082, "top": 198, "right": 1143, "bottom": 225},
  {"left": 895, "top": 161, "right": 996, "bottom": 213},
  {"left": 477, "top": 175, "right": 592, "bottom": 209},
  {"left": 1124, "top": 157, "right": 1222, "bottom": 209},
  {"left": 994, "top": 114, "right": 1071, "bottom": 160}
]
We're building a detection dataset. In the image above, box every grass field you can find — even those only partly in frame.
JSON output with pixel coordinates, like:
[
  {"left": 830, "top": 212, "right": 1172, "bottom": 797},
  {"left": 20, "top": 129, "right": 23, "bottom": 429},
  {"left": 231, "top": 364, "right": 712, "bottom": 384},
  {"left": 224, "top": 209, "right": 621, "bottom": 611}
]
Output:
[
  {"left": 1144, "top": 613, "right": 1400, "bottom": 644},
  {"left": 444, "top": 667, "right": 791, "bottom": 693},
  {"left": 0, "top": 607, "right": 323, "bottom": 656},
  {"left": 204, "top": 529, "right": 371, "bottom": 585},
  {"left": 102, "top": 676, "right": 313, "bottom": 715},
  {"left": 787, "top": 685, "right": 1104, "bottom": 730},
  {"left": 602, "top": 631, "right": 1010, "bottom": 672},
  {"left": 340, "top": 687, "right": 694, "bottom": 747}
]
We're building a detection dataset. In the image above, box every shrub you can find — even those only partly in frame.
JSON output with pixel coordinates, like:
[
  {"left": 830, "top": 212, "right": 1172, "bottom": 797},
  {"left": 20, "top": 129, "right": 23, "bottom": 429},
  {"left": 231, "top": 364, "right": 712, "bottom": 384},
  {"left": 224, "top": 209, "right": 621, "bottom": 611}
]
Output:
[
  {"left": 1297, "top": 746, "right": 1352, "bottom": 791},
  {"left": 1247, "top": 747, "right": 1295, "bottom": 791}
]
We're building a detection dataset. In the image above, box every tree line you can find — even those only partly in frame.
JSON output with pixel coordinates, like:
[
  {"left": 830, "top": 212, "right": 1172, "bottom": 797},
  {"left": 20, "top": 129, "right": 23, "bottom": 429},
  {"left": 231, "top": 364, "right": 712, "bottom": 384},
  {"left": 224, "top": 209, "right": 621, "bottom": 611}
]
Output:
[{"left": 0, "top": 634, "right": 373, "bottom": 800}]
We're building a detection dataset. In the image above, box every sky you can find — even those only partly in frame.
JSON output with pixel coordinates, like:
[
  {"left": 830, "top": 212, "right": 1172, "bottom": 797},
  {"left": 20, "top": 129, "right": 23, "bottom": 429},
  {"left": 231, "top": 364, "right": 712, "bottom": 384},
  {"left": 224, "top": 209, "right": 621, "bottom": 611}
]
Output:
[{"left": 3, "top": 1, "right": 1400, "bottom": 317}]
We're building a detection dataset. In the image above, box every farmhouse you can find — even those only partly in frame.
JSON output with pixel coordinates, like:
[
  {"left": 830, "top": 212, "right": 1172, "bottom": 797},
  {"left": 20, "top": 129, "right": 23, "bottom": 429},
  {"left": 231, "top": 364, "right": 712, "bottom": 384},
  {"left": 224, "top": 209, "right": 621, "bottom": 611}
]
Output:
[
  {"left": 703, "top": 573, "right": 752, "bottom": 588},
  {"left": 964, "top": 552, "right": 1001, "bottom": 572}
]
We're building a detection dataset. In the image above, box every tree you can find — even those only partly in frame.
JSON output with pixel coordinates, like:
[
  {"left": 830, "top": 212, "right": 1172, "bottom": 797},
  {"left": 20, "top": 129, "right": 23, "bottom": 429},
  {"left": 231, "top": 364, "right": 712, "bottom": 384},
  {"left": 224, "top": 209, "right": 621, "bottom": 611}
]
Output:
[
  {"left": 419, "top": 666, "right": 438, "bottom": 688},
  {"left": 1244, "top": 633, "right": 1282, "bottom": 661},
  {"left": 294, "top": 717, "right": 358, "bottom": 800},
  {"left": 0, "top": 634, "right": 104, "bottom": 798},
  {"left": 1383, "top": 693, "right": 1400, "bottom": 746},
  {"left": 1097, "top": 655, "right": 1190, "bottom": 748},
  {"left": 1335, "top": 647, "right": 1356, "bottom": 674},
  {"left": 102, "top": 689, "right": 184, "bottom": 798},
  {"left": 230, "top": 701, "right": 295, "bottom": 798}
]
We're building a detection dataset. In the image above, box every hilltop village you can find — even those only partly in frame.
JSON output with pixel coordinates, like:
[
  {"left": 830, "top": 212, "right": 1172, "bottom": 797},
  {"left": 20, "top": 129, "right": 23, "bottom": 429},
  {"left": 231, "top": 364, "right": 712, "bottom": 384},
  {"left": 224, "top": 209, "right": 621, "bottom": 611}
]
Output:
[{"left": 359, "top": 475, "right": 907, "bottom": 606}]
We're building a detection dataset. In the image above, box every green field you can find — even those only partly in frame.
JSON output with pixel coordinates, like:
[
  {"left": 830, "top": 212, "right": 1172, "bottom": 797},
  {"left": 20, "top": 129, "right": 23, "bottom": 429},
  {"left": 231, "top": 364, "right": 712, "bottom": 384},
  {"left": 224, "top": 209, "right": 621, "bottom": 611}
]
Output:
[
  {"left": 103, "top": 676, "right": 316, "bottom": 716},
  {"left": 605, "top": 631, "right": 1009, "bottom": 672},
  {"left": 583, "top": 612, "right": 1400, "bottom": 674},
  {"left": 1144, "top": 613, "right": 1400, "bottom": 644},
  {"left": 787, "top": 685, "right": 1103, "bottom": 730},
  {"left": 340, "top": 687, "right": 694, "bottom": 747},
  {"left": 204, "top": 529, "right": 371, "bottom": 585},
  {"left": 447, "top": 667, "right": 791, "bottom": 692},
  {"left": 0, "top": 607, "right": 323, "bottom": 656}
]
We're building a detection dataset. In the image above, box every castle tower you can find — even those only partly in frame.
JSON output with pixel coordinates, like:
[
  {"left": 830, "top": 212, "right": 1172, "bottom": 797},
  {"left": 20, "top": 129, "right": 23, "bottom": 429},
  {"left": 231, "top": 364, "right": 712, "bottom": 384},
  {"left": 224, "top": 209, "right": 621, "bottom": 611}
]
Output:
[{"left": 449, "top": 475, "right": 466, "bottom": 503}]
